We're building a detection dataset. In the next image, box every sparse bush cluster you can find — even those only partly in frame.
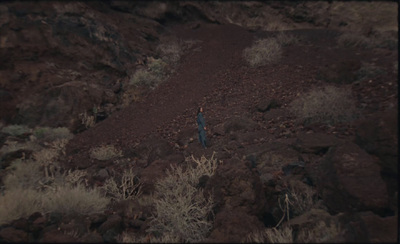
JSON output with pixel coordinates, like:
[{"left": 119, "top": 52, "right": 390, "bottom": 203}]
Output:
[
  {"left": 289, "top": 85, "right": 357, "bottom": 125},
  {"left": 89, "top": 144, "right": 123, "bottom": 161},
  {"left": 101, "top": 168, "right": 142, "bottom": 201},
  {"left": 244, "top": 38, "right": 282, "bottom": 67},
  {"left": 145, "top": 154, "right": 217, "bottom": 242},
  {"left": 243, "top": 32, "right": 300, "bottom": 67},
  {"left": 356, "top": 62, "right": 386, "bottom": 81},
  {"left": 130, "top": 58, "right": 168, "bottom": 88},
  {"left": 0, "top": 158, "right": 109, "bottom": 225},
  {"left": 337, "top": 31, "right": 398, "bottom": 50},
  {"left": 1, "top": 124, "right": 30, "bottom": 136}
]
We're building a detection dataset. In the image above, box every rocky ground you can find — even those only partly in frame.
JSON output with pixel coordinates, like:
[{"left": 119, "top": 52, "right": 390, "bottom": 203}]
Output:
[{"left": 0, "top": 1, "right": 398, "bottom": 243}]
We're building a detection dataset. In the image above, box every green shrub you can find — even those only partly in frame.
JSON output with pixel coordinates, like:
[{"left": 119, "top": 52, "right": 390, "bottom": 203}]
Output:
[
  {"left": 1, "top": 124, "right": 30, "bottom": 136},
  {"left": 289, "top": 86, "right": 357, "bottom": 125},
  {"left": 89, "top": 144, "right": 123, "bottom": 161},
  {"left": 243, "top": 38, "right": 282, "bottom": 67},
  {"left": 147, "top": 154, "right": 216, "bottom": 242}
]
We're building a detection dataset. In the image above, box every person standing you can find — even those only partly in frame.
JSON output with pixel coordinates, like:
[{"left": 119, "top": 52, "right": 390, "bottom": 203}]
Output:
[{"left": 197, "top": 107, "right": 207, "bottom": 149}]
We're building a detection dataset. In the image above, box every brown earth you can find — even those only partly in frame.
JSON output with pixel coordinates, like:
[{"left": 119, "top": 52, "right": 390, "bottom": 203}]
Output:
[{"left": 0, "top": 1, "right": 398, "bottom": 243}]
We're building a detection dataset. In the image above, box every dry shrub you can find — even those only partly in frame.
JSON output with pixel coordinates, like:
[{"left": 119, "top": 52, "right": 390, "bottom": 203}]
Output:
[
  {"left": 296, "top": 221, "right": 342, "bottom": 243},
  {"left": 3, "top": 159, "right": 43, "bottom": 190},
  {"left": 337, "top": 33, "right": 374, "bottom": 49},
  {"left": 101, "top": 168, "right": 142, "bottom": 201},
  {"left": 338, "top": 30, "right": 397, "bottom": 50},
  {"left": 89, "top": 144, "right": 123, "bottom": 161},
  {"left": 244, "top": 225, "right": 293, "bottom": 243},
  {"left": 157, "top": 40, "right": 183, "bottom": 65},
  {"left": 274, "top": 32, "right": 300, "bottom": 46},
  {"left": 33, "top": 127, "right": 73, "bottom": 142},
  {"left": 119, "top": 231, "right": 180, "bottom": 243},
  {"left": 0, "top": 188, "right": 42, "bottom": 225},
  {"left": 244, "top": 38, "right": 282, "bottom": 67},
  {"left": 0, "top": 140, "right": 41, "bottom": 155},
  {"left": 147, "top": 154, "right": 216, "bottom": 242},
  {"left": 41, "top": 183, "right": 109, "bottom": 215},
  {"left": 0, "top": 163, "right": 108, "bottom": 225},
  {"left": 289, "top": 85, "right": 357, "bottom": 125},
  {"left": 79, "top": 111, "right": 96, "bottom": 129},
  {"left": 287, "top": 181, "right": 317, "bottom": 216},
  {"left": 130, "top": 58, "right": 167, "bottom": 88},
  {"left": 356, "top": 62, "right": 386, "bottom": 81},
  {"left": 1, "top": 124, "right": 30, "bottom": 136}
]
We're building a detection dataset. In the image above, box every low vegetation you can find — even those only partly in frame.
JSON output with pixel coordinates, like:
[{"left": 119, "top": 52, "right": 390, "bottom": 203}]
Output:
[
  {"left": 145, "top": 154, "right": 217, "bottom": 242},
  {"left": 130, "top": 58, "right": 168, "bottom": 88},
  {"left": 1, "top": 124, "right": 30, "bottom": 136},
  {"left": 289, "top": 85, "right": 357, "bottom": 125},
  {"left": 243, "top": 38, "right": 282, "bottom": 67},
  {"left": 101, "top": 168, "right": 142, "bottom": 201},
  {"left": 337, "top": 30, "right": 398, "bottom": 50},
  {"left": 89, "top": 144, "right": 123, "bottom": 161}
]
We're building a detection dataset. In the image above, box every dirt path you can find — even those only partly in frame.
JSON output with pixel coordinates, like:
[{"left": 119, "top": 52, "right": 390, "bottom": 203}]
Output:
[{"left": 66, "top": 23, "right": 255, "bottom": 165}]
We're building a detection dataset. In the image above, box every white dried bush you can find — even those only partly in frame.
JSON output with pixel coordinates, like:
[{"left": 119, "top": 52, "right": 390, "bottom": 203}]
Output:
[
  {"left": 148, "top": 154, "right": 217, "bottom": 242},
  {"left": 1, "top": 124, "right": 30, "bottom": 136},
  {"left": 289, "top": 85, "right": 357, "bottom": 125},
  {"left": 101, "top": 168, "right": 142, "bottom": 200},
  {"left": 287, "top": 182, "right": 317, "bottom": 216},
  {"left": 89, "top": 144, "right": 123, "bottom": 161},
  {"left": 187, "top": 151, "right": 218, "bottom": 179},
  {"left": 265, "top": 226, "right": 293, "bottom": 243},
  {"left": 243, "top": 38, "right": 282, "bottom": 67}
]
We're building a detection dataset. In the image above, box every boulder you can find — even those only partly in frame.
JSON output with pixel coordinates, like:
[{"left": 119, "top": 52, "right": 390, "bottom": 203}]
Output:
[
  {"left": 205, "top": 158, "right": 267, "bottom": 216},
  {"left": 292, "top": 132, "right": 342, "bottom": 154},
  {"left": 310, "top": 142, "right": 389, "bottom": 214},
  {"left": 354, "top": 108, "right": 398, "bottom": 176},
  {"left": 256, "top": 99, "right": 279, "bottom": 112},
  {"left": 139, "top": 160, "right": 176, "bottom": 195},
  {"left": 0, "top": 227, "right": 29, "bottom": 243},
  {"left": 205, "top": 208, "right": 265, "bottom": 243}
]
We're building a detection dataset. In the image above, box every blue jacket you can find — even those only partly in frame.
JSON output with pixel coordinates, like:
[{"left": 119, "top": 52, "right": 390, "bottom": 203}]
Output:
[{"left": 197, "top": 113, "right": 206, "bottom": 131}]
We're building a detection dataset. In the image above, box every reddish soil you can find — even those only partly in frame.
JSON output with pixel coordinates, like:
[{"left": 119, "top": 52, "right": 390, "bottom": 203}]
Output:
[{"left": 65, "top": 22, "right": 398, "bottom": 169}]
